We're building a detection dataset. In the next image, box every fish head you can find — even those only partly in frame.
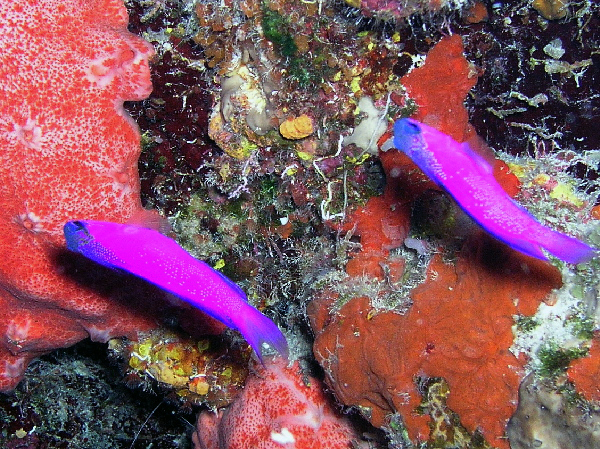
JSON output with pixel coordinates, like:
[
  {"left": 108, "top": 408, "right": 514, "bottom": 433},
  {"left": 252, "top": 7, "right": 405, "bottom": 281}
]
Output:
[
  {"left": 393, "top": 118, "right": 423, "bottom": 157},
  {"left": 64, "top": 220, "right": 94, "bottom": 252},
  {"left": 64, "top": 220, "right": 126, "bottom": 270}
]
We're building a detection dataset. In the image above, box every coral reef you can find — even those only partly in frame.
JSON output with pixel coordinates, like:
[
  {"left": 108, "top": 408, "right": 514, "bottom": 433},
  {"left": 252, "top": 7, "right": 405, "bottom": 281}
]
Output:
[
  {"left": 0, "top": 0, "right": 162, "bottom": 391},
  {"left": 3, "top": 0, "right": 599, "bottom": 447},
  {"left": 309, "top": 31, "right": 591, "bottom": 448},
  {"left": 193, "top": 358, "right": 360, "bottom": 449},
  {"left": 127, "top": 2, "right": 598, "bottom": 447},
  {"left": 320, "top": 36, "right": 481, "bottom": 311}
]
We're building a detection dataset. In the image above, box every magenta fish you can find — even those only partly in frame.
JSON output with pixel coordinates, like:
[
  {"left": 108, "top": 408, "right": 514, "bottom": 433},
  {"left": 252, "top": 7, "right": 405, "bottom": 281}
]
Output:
[
  {"left": 393, "top": 118, "right": 597, "bottom": 264},
  {"left": 64, "top": 220, "right": 288, "bottom": 361}
]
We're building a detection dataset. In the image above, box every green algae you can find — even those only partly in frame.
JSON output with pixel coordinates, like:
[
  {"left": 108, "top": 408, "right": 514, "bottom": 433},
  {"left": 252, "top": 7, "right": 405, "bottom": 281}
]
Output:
[
  {"left": 261, "top": 2, "right": 326, "bottom": 88},
  {"left": 515, "top": 315, "right": 540, "bottom": 333},
  {"left": 262, "top": 6, "right": 297, "bottom": 58},
  {"left": 537, "top": 343, "right": 588, "bottom": 378}
]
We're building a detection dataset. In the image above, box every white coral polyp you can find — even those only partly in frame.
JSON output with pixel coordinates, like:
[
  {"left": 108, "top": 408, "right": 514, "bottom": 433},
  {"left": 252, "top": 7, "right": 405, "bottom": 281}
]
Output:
[
  {"left": 17, "top": 211, "right": 44, "bottom": 233},
  {"left": 6, "top": 318, "right": 31, "bottom": 345},
  {"left": 270, "top": 427, "right": 296, "bottom": 444},
  {"left": 12, "top": 118, "right": 43, "bottom": 151}
]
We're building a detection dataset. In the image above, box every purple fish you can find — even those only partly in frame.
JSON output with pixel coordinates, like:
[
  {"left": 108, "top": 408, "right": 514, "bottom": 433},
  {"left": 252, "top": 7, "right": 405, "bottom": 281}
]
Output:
[
  {"left": 64, "top": 220, "right": 288, "bottom": 361},
  {"left": 393, "top": 118, "right": 597, "bottom": 264}
]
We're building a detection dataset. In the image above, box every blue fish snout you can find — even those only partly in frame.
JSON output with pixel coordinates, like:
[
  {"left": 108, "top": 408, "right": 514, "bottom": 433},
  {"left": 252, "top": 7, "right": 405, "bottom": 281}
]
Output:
[
  {"left": 64, "top": 221, "right": 91, "bottom": 251},
  {"left": 393, "top": 118, "right": 422, "bottom": 153}
]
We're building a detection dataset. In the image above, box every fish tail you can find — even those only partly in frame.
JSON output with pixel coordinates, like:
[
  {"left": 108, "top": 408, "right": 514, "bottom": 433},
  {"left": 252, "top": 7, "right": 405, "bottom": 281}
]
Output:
[
  {"left": 237, "top": 306, "right": 289, "bottom": 362},
  {"left": 540, "top": 228, "right": 597, "bottom": 264}
]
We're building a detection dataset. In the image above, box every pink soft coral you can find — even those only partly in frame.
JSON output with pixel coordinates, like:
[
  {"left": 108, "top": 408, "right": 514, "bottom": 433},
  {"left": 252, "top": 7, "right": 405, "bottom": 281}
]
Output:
[
  {"left": 0, "top": 0, "right": 159, "bottom": 390},
  {"left": 193, "top": 359, "right": 359, "bottom": 449}
]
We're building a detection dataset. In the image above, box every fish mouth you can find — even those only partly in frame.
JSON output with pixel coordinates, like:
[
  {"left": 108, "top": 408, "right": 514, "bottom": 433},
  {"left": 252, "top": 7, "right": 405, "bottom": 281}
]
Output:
[
  {"left": 63, "top": 220, "right": 93, "bottom": 251},
  {"left": 396, "top": 118, "right": 422, "bottom": 135}
]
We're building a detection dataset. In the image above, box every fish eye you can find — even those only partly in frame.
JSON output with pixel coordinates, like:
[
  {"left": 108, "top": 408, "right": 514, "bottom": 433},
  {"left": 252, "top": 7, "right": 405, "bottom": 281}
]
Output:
[
  {"left": 404, "top": 121, "right": 420, "bottom": 134},
  {"left": 396, "top": 118, "right": 421, "bottom": 136},
  {"left": 71, "top": 221, "right": 86, "bottom": 231},
  {"left": 64, "top": 220, "right": 92, "bottom": 250},
  {"left": 64, "top": 220, "right": 90, "bottom": 237}
]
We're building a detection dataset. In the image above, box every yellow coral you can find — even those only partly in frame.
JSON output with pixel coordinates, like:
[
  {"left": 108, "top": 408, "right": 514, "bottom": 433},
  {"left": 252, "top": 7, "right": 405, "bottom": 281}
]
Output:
[
  {"left": 223, "top": 136, "right": 258, "bottom": 160},
  {"left": 111, "top": 331, "right": 251, "bottom": 408},
  {"left": 533, "top": 0, "right": 568, "bottom": 20},
  {"left": 189, "top": 377, "right": 211, "bottom": 395},
  {"left": 279, "top": 114, "right": 314, "bottom": 140},
  {"left": 549, "top": 183, "right": 584, "bottom": 207},
  {"left": 148, "top": 363, "right": 189, "bottom": 387}
]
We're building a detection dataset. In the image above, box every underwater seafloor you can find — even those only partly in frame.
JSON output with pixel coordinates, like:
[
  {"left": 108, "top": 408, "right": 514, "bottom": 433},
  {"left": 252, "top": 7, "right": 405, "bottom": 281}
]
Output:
[{"left": 2, "top": 0, "right": 600, "bottom": 448}]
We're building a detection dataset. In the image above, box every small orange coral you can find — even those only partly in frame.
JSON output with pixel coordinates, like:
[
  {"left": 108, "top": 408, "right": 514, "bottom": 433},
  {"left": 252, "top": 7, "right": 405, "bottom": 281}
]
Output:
[
  {"left": 464, "top": 1, "right": 489, "bottom": 24},
  {"left": 532, "top": 0, "right": 568, "bottom": 20},
  {"left": 279, "top": 114, "right": 314, "bottom": 140},
  {"left": 493, "top": 159, "right": 522, "bottom": 198},
  {"left": 400, "top": 35, "right": 479, "bottom": 142}
]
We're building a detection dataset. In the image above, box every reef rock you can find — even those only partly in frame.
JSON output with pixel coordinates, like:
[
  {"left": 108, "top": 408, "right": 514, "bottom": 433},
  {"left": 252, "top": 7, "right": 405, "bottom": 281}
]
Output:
[{"left": 507, "top": 374, "right": 600, "bottom": 449}]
